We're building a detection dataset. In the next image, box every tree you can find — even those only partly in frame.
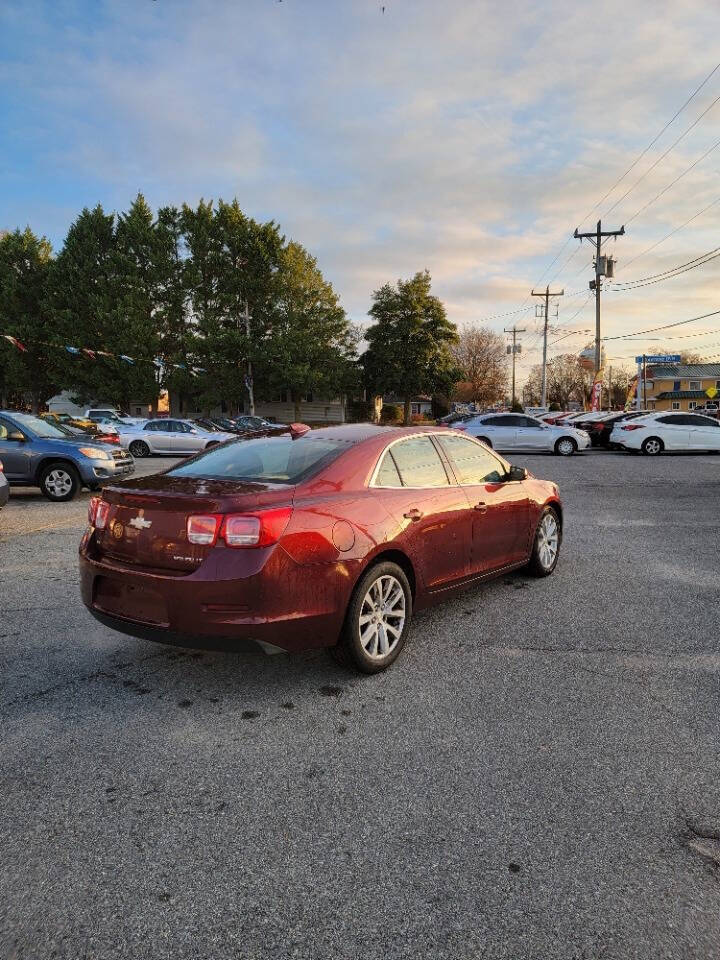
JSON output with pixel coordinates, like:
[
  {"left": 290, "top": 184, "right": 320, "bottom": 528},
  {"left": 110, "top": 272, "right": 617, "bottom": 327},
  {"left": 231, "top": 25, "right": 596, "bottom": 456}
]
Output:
[
  {"left": 363, "top": 271, "right": 460, "bottom": 425},
  {"left": 452, "top": 325, "right": 507, "bottom": 407},
  {"left": 523, "top": 354, "right": 592, "bottom": 409},
  {"left": 0, "top": 228, "right": 57, "bottom": 411},
  {"left": 260, "top": 241, "right": 358, "bottom": 421}
]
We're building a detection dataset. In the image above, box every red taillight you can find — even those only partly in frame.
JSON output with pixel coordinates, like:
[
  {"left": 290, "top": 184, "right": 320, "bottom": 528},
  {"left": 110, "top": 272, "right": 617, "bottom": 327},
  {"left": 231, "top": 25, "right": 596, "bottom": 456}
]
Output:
[
  {"left": 187, "top": 514, "right": 221, "bottom": 545},
  {"left": 621, "top": 424, "right": 645, "bottom": 431},
  {"left": 222, "top": 506, "right": 293, "bottom": 548},
  {"left": 99, "top": 433, "right": 119, "bottom": 445},
  {"left": 186, "top": 507, "right": 293, "bottom": 549},
  {"left": 0, "top": 459, "right": 3, "bottom": 471},
  {"left": 88, "top": 496, "right": 110, "bottom": 528}
]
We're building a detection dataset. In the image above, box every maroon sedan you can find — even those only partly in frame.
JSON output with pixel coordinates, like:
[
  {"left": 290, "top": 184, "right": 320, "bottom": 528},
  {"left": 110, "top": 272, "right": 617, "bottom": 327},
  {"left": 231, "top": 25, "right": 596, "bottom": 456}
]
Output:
[{"left": 79, "top": 425, "right": 562, "bottom": 673}]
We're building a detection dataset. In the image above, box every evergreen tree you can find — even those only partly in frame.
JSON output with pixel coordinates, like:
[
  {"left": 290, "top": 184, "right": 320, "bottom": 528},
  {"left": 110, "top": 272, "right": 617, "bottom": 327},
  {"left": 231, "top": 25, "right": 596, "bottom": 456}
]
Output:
[
  {"left": 0, "top": 228, "right": 56, "bottom": 411},
  {"left": 261, "top": 241, "right": 358, "bottom": 421},
  {"left": 363, "top": 271, "right": 460, "bottom": 424}
]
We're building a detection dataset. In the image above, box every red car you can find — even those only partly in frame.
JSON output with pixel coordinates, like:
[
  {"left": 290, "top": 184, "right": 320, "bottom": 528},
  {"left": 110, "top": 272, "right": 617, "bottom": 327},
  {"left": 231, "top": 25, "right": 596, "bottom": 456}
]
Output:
[{"left": 79, "top": 425, "right": 562, "bottom": 673}]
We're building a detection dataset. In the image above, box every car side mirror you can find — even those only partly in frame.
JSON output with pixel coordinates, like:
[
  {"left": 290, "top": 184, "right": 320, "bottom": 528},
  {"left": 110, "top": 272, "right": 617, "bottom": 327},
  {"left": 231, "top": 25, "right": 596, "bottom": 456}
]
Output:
[
  {"left": 7, "top": 430, "right": 25, "bottom": 442},
  {"left": 507, "top": 465, "right": 527, "bottom": 482}
]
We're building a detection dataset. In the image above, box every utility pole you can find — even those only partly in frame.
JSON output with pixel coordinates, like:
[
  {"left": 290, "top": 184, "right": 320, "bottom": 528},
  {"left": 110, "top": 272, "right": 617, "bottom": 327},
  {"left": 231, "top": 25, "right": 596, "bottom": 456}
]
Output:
[
  {"left": 531, "top": 285, "right": 564, "bottom": 409},
  {"left": 244, "top": 301, "right": 255, "bottom": 416},
  {"left": 574, "top": 220, "right": 625, "bottom": 375},
  {"left": 504, "top": 326, "right": 526, "bottom": 408},
  {"left": 607, "top": 363, "right": 613, "bottom": 410}
]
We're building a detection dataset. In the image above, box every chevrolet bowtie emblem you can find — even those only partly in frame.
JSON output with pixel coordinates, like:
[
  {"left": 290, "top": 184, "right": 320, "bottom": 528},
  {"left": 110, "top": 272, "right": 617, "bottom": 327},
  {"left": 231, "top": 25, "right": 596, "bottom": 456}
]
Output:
[{"left": 129, "top": 515, "right": 152, "bottom": 530}]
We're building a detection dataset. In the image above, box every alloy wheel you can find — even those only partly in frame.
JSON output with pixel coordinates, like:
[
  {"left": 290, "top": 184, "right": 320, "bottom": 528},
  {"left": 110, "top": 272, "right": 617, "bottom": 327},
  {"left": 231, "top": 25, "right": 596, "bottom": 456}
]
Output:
[
  {"left": 45, "top": 469, "right": 73, "bottom": 498},
  {"left": 557, "top": 438, "right": 575, "bottom": 456},
  {"left": 358, "top": 574, "right": 406, "bottom": 660},
  {"left": 537, "top": 513, "right": 559, "bottom": 570},
  {"left": 643, "top": 438, "right": 662, "bottom": 455}
]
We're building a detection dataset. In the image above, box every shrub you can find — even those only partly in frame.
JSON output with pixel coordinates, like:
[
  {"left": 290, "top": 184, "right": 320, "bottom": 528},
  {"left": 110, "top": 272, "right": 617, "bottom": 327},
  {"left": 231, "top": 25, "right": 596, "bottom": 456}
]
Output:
[
  {"left": 380, "top": 403, "right": 403, "bottom": 423},
  {"left": 510, "top": 401, "right": 524, "bottom": 413},
  {"left": 346, "top": 400, "right": 374, "bottom": 422},
  {"left": 549, "top": 401, "right": 561, "bottom": 411}
]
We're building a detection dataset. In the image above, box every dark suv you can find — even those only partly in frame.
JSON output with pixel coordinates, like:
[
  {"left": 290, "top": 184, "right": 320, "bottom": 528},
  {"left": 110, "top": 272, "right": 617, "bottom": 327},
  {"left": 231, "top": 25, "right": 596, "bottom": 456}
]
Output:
[{"left": 0, "top": 411, "right": 134, "bottom": 501}]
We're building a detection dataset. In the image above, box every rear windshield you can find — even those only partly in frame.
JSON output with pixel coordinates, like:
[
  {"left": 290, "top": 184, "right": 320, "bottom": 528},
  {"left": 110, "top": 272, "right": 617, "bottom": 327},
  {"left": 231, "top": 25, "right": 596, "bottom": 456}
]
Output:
[{"left": 166, "top": 434, "right": 347, "bottom": 484}]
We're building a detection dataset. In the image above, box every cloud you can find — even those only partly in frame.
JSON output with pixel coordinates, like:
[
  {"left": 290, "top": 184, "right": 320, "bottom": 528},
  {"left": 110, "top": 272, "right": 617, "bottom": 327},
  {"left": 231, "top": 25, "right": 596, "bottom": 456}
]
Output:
[{"left": 3, "top": 0, "right": 720, "bottom": 380}]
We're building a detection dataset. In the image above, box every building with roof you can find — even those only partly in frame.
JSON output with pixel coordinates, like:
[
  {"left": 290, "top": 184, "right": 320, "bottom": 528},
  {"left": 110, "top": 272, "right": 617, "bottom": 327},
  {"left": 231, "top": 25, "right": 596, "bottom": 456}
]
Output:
[{"left": 640, "top": 363, "right": 720, "bottom": 411}]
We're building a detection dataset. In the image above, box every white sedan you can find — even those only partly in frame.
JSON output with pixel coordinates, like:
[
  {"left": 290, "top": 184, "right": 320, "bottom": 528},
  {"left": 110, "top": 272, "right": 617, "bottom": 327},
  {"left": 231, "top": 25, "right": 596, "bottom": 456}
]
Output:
[
  {"left": 609, "top": 411, "right": 720, "bottom": 455},
  {"left": 455, "top": 412, "right": 590, "bottom": 456},
  {"left": 119, "top": 418, "right": 236, "bottom": 458}
]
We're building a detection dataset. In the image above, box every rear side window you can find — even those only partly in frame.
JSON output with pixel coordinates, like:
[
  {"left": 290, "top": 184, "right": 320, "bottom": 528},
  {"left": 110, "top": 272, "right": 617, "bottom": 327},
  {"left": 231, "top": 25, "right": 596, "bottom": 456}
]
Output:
[
  {"left": 167, "top": 435, "right": 345, "bottom": 484},
  {"left": 374, "top": 451, "right": 403, "bottom": 487},
  {"left": 437, "top": 435, "right": 506, "bottom": 485},
  {"left": 486, "top": 415, "right": 520, "bottom": 426},
  {"left": 386, "top": 436, "right": 449, "bottom": 488}
]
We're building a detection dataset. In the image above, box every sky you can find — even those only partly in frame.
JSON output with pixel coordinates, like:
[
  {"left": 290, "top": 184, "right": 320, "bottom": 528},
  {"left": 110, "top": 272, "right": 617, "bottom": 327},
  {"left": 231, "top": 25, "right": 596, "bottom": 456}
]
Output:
[{"left": 3, "top": 0, "right": 720, "bottom": 385}]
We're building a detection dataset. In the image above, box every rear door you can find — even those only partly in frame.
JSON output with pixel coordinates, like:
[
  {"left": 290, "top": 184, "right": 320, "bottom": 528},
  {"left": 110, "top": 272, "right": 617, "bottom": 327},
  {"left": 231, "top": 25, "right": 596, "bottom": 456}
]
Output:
[
  {"left": 436, "top": 433, "right": 529, "bottom": 572},
  {"left": 370, "top": 434, "right": 471, "bottom": 590},
  {"left": 147, "top": 420, "right": 175, "bottom": 453},
  {"left": 655, "top": 415, "right": 691, "bottom": 450}
]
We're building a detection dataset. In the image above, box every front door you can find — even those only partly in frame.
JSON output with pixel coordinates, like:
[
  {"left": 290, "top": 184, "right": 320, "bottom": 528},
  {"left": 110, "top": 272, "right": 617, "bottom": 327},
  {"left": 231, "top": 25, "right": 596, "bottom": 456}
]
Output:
[
  {"left": 436, "top": 433, "right": 528, "bottom": 573},
  {"left": 686, "top": 414, "right": 720, "bottom": 450},
  {"left": 514, "top": 416, "right": 549, "bottom": 449},
  {"left": 0, "top": 417, "right": 33, "bottom": 480},
  {"left": 371, "top": 434, "right": 471, "bottom": 590}
]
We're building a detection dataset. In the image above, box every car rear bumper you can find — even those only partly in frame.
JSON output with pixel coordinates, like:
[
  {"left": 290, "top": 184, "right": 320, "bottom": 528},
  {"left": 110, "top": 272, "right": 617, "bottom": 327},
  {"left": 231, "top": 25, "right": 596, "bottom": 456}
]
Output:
[{"left": 79, "top": 538, "right": 350, "bottom": 652}]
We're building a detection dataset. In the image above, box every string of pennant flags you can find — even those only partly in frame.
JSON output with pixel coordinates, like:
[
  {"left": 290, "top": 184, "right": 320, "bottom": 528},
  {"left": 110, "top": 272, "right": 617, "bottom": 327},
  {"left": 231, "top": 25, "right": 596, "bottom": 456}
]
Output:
[{"left": 2, "top": 333, "right": 206, "bottom": 375}]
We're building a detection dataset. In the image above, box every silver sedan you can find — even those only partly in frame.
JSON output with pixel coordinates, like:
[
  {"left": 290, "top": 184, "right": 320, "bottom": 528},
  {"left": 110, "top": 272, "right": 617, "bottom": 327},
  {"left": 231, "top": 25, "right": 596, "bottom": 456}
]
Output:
[{"left": 118, "top": 419, "right": 236, "bottom": 458}]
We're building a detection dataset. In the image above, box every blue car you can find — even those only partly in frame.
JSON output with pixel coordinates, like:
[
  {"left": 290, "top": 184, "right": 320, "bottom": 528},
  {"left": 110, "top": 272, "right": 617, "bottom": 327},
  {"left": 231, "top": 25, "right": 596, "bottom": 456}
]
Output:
[{"left": 0, "top": 411, "right": 134, "bottom": 502}]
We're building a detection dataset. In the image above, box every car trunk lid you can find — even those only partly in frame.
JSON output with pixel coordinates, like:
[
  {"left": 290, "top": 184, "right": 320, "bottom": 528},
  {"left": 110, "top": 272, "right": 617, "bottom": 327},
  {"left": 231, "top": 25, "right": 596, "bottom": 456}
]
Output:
[{"left": 95, "top": 476, "right": 294, "bottom": 572}]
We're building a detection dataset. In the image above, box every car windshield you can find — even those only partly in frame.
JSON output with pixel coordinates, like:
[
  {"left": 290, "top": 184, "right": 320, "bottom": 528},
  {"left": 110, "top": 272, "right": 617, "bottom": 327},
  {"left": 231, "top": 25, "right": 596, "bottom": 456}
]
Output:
[
  {"left": 167, "top": 434, "right": 347, "bottom": 484},
  {"left": 9, "top": 413, "right": 71, "bottom": 439}
]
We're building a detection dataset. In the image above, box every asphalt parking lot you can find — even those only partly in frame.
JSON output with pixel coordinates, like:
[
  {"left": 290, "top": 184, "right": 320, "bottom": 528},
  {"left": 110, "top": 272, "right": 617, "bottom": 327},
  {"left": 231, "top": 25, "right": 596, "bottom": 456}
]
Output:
[{"left": 2, "top": 450, "right": 720, "bottom": 960}]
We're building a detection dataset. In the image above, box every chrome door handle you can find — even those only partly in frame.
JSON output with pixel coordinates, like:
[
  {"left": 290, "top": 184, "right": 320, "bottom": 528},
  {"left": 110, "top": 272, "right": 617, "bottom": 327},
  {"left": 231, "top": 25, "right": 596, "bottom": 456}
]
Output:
[
  {"left": 403, "top": 508, "right": 423, "bottom": 522},
  {"left": 474, "top": 502, "right": 488, "bottom": 513}
]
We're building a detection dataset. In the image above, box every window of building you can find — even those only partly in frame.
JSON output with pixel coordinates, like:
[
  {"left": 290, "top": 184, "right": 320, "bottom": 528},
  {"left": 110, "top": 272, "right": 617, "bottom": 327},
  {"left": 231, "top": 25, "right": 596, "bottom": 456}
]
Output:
[
  {"left": 689, "top": 401, "right": 697, "bottom": 410},
  {"left": 671, "top": 401, "right": 681, "bottom": 410},
  {"left": 689, "top": 380, "right": 702, "bottom": 390},
  {"left": 673, "top": 380, "right": 681, "bottom": 391}
]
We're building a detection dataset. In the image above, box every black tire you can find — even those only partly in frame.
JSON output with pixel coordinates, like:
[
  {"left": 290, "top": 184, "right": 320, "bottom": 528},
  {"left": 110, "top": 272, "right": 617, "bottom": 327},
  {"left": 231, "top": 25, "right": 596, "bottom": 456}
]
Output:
[
  {"left": 39, "top": 462, "right": 81, "bottom": 502},
  {"left": 205, "top": 441, "right": 219, "bottom": 449},
  {"left": 332, "top": 561, "right": 413, "bottom": 674},
  {"left": 526, "top": 506, "right": 561, "bottom": 577},
  {"left": 554, "top": 436, "right": 577, "bottom": 457},
  {"left": 478, "top": 436, "right": 492, "bottom": 448},
  {"left": 129, "top": 440, "right": 150, "bottom": 458},
  {"left": 641, "top": 436, "right": 664, "bottom": 456}
]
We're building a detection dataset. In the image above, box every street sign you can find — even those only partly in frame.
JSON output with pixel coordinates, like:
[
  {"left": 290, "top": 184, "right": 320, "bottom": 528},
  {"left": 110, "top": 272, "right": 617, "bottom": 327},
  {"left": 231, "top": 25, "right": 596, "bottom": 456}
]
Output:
[
  {"left": 635, "top": 354, "right": 681, "bottom": 364},
  {"left": 707, "top": 386, "right": 718, "bottom": 399}
]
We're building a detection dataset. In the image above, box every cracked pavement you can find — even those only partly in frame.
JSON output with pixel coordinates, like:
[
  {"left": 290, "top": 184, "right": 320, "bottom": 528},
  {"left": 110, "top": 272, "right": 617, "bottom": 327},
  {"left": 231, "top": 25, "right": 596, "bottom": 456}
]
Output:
[{"left": 1, "top": 450, "right": 720, "bottom": 959}]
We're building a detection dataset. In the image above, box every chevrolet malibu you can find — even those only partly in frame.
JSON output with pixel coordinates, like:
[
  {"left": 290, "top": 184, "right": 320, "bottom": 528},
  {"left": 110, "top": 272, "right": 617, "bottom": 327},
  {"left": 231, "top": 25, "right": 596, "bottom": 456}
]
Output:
[{"left": 80, "top": 425, "right": 563, "bottom": 673}]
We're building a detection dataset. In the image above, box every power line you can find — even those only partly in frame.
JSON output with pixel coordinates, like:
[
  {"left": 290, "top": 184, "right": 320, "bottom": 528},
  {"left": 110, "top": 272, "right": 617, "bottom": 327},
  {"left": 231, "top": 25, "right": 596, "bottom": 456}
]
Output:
[
  {"left": 608, "top": 245, "right": 720, "bottom": 290},
  {"left": 584, "top": 60, "right": 720, "bottom": 221},
  {"left": 620, "top": 193, "right": 720, "bottom": 272},
  {"left": 625, "top": 134, "right": 720, "bottom": 226},
  {"left": 604, "top": 88, "right": 720, "bottom": 218},
  {"left": 602, "top": 308, "right": 720, "bottom": 341}
]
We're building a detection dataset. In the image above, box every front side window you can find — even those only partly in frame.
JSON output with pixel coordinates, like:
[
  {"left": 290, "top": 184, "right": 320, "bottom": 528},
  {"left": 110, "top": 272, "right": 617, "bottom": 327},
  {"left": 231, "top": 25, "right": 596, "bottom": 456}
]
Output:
[
  {"left": 484, "top": 415, "right": 519, "bottom": 427},
  {"left": 1, "top": 413, "right": 67, "bottom": 439},
  {"left": 659, "top": 414, "right": 683, "bottom": 424},
  {"left": 168, "top": 434, "right": 346, "bottom": 484},
  {"left": 519, "top": 416, "right": 542, "bottom": 428},
  {"left": 688, "top": 415, "right": 719, "bottom": 427},
  {"left": 383, "top": 436, "right": 449, "bottom": 488},
  {"left": 437, "top": 435, "right": 506, "bottom": 485}
]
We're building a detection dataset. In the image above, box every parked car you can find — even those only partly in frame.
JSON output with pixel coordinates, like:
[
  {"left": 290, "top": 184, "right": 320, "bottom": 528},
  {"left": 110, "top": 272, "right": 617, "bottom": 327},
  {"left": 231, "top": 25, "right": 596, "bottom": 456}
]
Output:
[
  {"left": 80, "top": 425, "right": 563, "bottom": 673},
  {"left": 609, "top": 411, "right": 720, "bottom": 455},
  {"left": 41, "top": 412, "right": 98, "bottom": 432},
  {"left": 0, "top": 411, "right": 134, "bottom": 501},
  {"left": 0, "top": 459, "right": 8, "bottom": 511},
  {"left": 455, "top": 412, "right": 590, "bottom": 456},
  {"left": 85, "top": 408, "right": 145, "bottom": 425},
  {"left": 42, "top": 414, "right": 121, "bottom": 446},
  {"left": 118, "top": 418, "right": 236, "bottom": 458},
  {"left": 593, "top": 411, "right": 651, "bottom": 449},
  {"left": 234, "top": 415, "right": 279, "bottom": 431},
  {"left": 436, "top": 411, "right": 474, "bottom": 426}
]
